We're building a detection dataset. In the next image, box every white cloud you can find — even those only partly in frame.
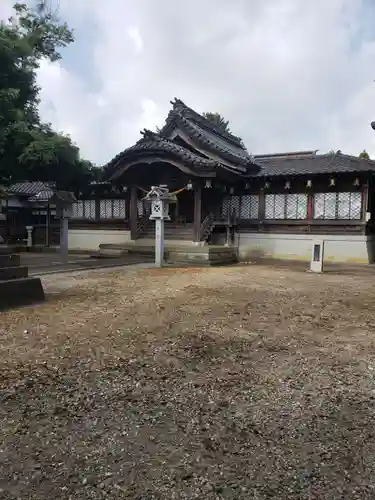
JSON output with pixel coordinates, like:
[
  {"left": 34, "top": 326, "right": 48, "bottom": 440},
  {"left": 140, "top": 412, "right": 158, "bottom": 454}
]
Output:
[
  {"left": 3, "top": 0, "right": 375, "bottom": 164},
  {"left": 127, "top": 27, "right": 143, "bottom": 53}
]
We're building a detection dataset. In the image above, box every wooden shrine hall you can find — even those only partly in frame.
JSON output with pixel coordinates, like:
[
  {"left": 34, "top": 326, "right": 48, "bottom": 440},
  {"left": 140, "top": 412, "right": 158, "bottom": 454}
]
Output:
[
  {"left": 68, "top": 98, "right": 375, "bottom": 265},
  {"left": 102, "top": 98, "right": 257, "bottom": 248}
]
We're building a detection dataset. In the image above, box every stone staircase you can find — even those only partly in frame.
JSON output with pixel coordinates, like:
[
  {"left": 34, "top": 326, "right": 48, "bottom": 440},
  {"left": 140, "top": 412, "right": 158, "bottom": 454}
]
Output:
[
  {"left": 0, "top": 246, "right": 45, "bottom": 310},
  {"left": 139, "top": 221, "right": 194, "bottom": 241}
]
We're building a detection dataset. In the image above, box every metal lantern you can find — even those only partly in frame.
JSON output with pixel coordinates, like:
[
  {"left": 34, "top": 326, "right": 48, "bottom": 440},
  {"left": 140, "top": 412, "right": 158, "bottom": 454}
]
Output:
[
  {"left": 353, "top": 178, "right": 360, "bottom": 186},
  {"left": 186, "top": 180, "right": 193, "bottom": 190},
  {"left": 329, "top": 177, "right": 335, "bottom": 187},
  {"left": 264, "top": 181, "right": 270, "bottom": 189},
  {"left": 284, "top": 181, "right": 291, "bottom": 190},
  {"left": 306, "top": 180, "right": 312, "bottom": 188},
  {"left": 205, "top": 179, "right": 212, "bottom": 188}
]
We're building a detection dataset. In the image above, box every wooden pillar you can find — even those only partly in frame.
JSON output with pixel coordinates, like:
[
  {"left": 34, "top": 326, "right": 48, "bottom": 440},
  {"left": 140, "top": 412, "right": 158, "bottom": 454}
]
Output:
[
  {"left": 130, "top": 186, "right": 138, "bottom": 240},
  {"left": 193, "top": 183, "right": 202, "bottom": 242},
  {"left": 362, "top": 183, "right": 369, "bottom": 221},
  {"left": 95, "top": 198, "right": 101, "bottom": 221},
  {"left": 307, "top": 192, "right": 314, "bottom": 219},
  {"left": 46, "top": 204, "right": 50, "bottom": 246},
  {"left": 258, "top": 190, "right": 265, "bottom": 223}
]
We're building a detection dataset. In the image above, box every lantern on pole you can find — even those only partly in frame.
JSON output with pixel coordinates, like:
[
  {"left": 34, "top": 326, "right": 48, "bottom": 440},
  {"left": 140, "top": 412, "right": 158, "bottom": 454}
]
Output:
[{"left": 143, "top": 185, "right": 177, "bottom": 267}]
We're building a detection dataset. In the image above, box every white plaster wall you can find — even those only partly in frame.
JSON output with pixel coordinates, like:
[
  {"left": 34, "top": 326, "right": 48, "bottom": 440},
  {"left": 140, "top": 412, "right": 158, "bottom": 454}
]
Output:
[
  {"left": 238, "top": 232, "right": 374, "bottom": 264},
  {"left": 68, "top": 229, "right": 132, "bottom": 251}
]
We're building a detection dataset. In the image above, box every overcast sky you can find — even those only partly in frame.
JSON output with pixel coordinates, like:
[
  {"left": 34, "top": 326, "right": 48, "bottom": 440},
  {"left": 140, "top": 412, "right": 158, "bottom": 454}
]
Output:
[{"left": 2, "top": 0, "right": 375, "bottom": 165}]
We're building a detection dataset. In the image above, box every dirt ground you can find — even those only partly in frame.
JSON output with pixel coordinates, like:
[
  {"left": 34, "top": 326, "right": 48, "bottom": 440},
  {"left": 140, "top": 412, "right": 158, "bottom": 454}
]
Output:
[{"left": 1, "top": 264, "right": 375, "bottom": 499}]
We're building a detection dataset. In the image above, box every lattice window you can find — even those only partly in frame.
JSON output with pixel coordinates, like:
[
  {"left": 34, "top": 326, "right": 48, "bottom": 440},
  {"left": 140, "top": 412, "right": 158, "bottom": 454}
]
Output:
[
  {"left": 314, "top": 192, "right": 361, "bottom": 220},
  {"left": 99, "top": 199, "right": 126, "bottom": 219},
  {"left": 221, "top": 197, "right": 230, "bottom": 217},
  {"left": 231, "top": 196, "right": 240, "bottom": 217},
  {"left": 222, "top": 195, "right": 258, "bottom": 219},
  {"left": 286, "top": 194, "right": 308, "bottom": 219},
  {"left": 71, "top": 200, "right": 95, "bottom": 219},
  {"left": 113, "top": 199, "right": 126, "bottom": 218},
  {"left": 265, "top": 194, "right": 308, "bottom": 219},
  {"left": 137, "top": 199, "right": 144, "bottom": 216},
  {"left": 72, "top": 201, "right": 83, "bottom": 219},
  {"left": 240, "top": 195, "right": 259, "bottom": 219},
  {"left": 100, "top": 200, "right": 112, "bottom": 219}
]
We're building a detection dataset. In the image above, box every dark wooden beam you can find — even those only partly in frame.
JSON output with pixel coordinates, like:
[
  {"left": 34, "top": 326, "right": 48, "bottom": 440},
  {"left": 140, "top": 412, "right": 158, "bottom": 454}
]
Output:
[
  {"left": 129, "top": 186, "right": 138, "bottom": 240},
  {"left": 193, "top": 183, "right": 202, "bottom": 242}
]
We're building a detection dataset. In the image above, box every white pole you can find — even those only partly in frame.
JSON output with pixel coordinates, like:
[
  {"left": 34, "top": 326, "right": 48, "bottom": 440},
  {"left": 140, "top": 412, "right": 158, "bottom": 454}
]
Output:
[{"left": 155, "top": 218, "right": 164, "bottom": 267}]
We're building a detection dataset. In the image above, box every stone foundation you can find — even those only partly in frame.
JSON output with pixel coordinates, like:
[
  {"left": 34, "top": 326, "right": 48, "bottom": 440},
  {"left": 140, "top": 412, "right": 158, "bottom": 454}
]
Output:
[
  {"left": 97, "top": 242, "right": 238, "bottom": 266},
  {"left": 0, "top": 246, "right": 45, "bottom": 310}
]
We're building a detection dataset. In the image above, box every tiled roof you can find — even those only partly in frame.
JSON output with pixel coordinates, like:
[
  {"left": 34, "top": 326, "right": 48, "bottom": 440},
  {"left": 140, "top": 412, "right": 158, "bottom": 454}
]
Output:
[
  {"left": 163, "top": 99, "right": 245, "bottom": 148},
  {"left": 251, "top": 152, "right": 375, "bottom": 178},
  {"left": 105, "top": 130, "right": 245, "bottom": 182},
  {"left": 7, "top": 181, "right": 55, "bottom": 196},
  {"left": 49, "top": 191, "right": 77, "bottom": 203},
  {"left": 159, "top": 99, "right": 253, "bottom": 170},
  {"left": 103, "top": 99, "right": 256, "bottom": 180},
  {"left": 28, "top": 188, "right": 55, "bottom": 202}
]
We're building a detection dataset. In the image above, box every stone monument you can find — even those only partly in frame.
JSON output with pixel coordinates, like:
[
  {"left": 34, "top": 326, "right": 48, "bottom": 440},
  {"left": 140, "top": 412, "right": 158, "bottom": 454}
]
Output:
[
  {"left": 144, "top": 185, "right": 177, "bottom": 267},
  {"left": 0, "top": 188, "right": 45, "bottom": 309}
]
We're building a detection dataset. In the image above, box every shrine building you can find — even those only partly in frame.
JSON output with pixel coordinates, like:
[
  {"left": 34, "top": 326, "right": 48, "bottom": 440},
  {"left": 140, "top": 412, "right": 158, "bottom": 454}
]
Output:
[{"left": 67, "top": 98, "right": 375, "bottom": 265}]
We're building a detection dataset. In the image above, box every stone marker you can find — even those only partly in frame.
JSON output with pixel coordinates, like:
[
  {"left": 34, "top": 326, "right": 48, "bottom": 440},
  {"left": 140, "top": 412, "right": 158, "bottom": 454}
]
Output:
[
  {"left": 0, "top": 245, "right": 45, "bottom": 310},
  {"left": 49, "top": 191, "right": 76, "bottom": 264},
  {"left": 310, "top": 239, "right": 324, "bottom": 273}
]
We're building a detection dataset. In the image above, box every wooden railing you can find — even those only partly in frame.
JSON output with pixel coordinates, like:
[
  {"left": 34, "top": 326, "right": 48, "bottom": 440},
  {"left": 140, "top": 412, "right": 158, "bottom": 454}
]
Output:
[
  {"left": 199, "top": 212, "right": 215, "bottom": 241},
  {"left": 136, "top": 216, "right": 150, "bottom": 237},
  {"left": 228, "top": 209, "right": 238, "bottom": 227}
]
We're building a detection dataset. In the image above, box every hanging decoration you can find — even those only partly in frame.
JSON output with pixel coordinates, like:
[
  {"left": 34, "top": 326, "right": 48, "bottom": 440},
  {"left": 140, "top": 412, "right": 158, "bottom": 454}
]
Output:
[
  {"left": 329, "top": 177, "right": 335, "bottom": 187},
  {"left": 245, "top": 182, "right": 250, "bottom": 189},
  {"left": 186, "top": 180, "right": 193, "bottom": 190},
  {"left": 204, "top": 180, "right": 212, "bottom": 188},
  {"left": 353, "top": 178, "right": 360, "bottom": 186},
  {"left": 229, "top": 187, "right": 234, "bottom": 195},
  {"left": 306, "top": 179, "right": 312, "bottom": 188},
  {"left": 284, "top": 181, "right": 291, "bottom": 190},
  {"left": 264, "top": 181, "right": 270, "bottom": 189}
]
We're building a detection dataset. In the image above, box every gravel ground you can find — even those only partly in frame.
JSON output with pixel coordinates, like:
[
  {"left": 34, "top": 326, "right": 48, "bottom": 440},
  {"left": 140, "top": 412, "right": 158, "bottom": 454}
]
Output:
[{"left": 1, "top": 264, "right": 375, "bottom": 499}]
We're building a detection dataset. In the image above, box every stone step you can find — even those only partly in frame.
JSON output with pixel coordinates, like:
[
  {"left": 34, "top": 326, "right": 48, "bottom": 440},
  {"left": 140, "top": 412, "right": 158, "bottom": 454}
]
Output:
[
  {"left": 0, "top": 246, "right": 12, "bottom": 255},
  {"left": 0, "top": 277, "right": 45, "bottom": 310},
  {"left": 0, "top": 266, "right": 28, "bottom": 280},
  {"left": 0, "top": 253, "right": 20, "bottom": 267}
]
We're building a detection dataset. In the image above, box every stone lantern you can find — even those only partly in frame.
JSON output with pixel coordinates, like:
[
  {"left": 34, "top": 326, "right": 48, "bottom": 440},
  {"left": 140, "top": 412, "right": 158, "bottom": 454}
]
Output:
[
  {"left": 49, "top": 191, "right": 77, "bottom": 262},
  {"left": 144, "top": 185, "right": 177, "bottom": 267}
]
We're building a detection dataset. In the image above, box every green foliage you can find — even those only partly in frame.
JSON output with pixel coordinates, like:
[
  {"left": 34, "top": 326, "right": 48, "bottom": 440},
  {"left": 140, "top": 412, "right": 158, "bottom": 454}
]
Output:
[
  {"left": 0, "top": 2, "right": 94, "bottom": 190},
  {"left": 359, "top": 149, "right": 370, "bottom": 160},
  {"left": 202, "top": 112, "right": 231, "bottom": 134}
]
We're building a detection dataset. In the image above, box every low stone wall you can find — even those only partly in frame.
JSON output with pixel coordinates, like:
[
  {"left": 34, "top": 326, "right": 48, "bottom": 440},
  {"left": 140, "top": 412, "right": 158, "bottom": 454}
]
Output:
[
  {"left": 68, "top": 229, "right": 132, "bottom": 251},
  {"left": 167, "top": 245, "right": 238, "bottom": 266},
  {"left": 237, "top": 232, "right": 374, "bottom": 264}
]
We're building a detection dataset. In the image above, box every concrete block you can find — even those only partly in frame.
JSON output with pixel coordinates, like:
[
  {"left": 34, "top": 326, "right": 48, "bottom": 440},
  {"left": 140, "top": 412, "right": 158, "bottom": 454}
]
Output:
[
  {"left": 0, "top": 266, "right": 28, "bottom": 280},
  {"left": 0, "top": 277, "right": 45, "bottom": 310},
  {"left": 0, "top": 253, "right": 20, "bottom": 267}
]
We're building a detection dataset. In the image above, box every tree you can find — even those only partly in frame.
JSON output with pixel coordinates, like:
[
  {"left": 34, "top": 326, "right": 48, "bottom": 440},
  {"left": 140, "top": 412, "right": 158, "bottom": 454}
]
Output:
[
  {"left": 0, "top": 2, "right": 94, "bottom": 190},
  {"left": 202, "top": 112, "right": 231, "bottom": 134},
  {"left": 359, "top": 149, "right": 370, "bottom": 160}
]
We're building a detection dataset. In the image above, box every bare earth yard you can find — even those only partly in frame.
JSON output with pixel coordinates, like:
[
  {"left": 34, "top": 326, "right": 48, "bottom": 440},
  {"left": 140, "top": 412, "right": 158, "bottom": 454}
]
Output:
[{"left": 1, "top": 264, "right": 375, "bottom": 499}]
